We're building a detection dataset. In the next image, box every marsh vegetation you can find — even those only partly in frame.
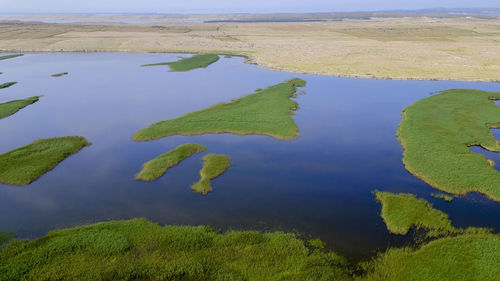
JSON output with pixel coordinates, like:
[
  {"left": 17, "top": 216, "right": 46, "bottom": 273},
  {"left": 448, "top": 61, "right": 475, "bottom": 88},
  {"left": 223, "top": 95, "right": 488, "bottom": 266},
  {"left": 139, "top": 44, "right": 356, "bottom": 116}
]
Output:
[
  {"left": 0, "top": 54, "right": 23, "bottom": 61},
  {"left": 142, "top": 54, "right": 219, "bottom": 71},
  {"left": 191, "top": 153, "right": 231, "bottom": 195},
  {"left": 398, "top": 89, "right": 500, "bottom": 201},
  {"left": 133, "top": 78, "right": 306, "bottom": 141},
  {"left": 0, "top": 96, "right": 39, "bottom": 120},
  {"left": 135, "top": 143, "right": 206, "bottom": 181},
  {"left": 0, "top": 136, "right": 90, "bottom": 185},
  {"left": 51, "top": 72, "right": 68, "bottom": 77},
  {"left": 0, "top": 82, "right": 17, "bottom": 89}
]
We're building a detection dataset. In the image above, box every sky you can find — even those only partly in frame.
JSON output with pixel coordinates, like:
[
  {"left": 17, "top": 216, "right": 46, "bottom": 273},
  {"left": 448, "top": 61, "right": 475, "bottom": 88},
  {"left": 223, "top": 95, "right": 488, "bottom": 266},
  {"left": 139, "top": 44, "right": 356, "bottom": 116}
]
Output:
[{"left": 1, "top": 0, "right": 499, "bottom": 14}]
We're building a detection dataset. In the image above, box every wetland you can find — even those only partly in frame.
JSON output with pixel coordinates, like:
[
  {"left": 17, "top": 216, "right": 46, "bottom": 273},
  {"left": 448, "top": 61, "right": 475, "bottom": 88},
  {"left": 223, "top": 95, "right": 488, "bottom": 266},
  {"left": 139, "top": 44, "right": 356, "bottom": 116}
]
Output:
[{"left": 0, "top": 52, "right": 499, "bottom": 267}]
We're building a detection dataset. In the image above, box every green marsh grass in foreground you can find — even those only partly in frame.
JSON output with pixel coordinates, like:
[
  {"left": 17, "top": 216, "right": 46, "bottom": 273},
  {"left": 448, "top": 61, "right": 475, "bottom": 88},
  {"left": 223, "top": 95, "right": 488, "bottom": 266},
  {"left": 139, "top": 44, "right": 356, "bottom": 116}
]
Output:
[
  {"left": 361, "top": 233, "right": 500, "bottom": 281},
  {"left": 51, "top": 72, "right": 68, "bottom": 77},
  {"left": 135, "top": 143, "right": 206, "bottom": 181},
  {"left": 191, "top": 153, "right": 231, "bottom": 195},
  {"left": 375, "top": 191, "right": 456, "bottom": 237},
  {"left": 133, "top": 78, "right": 307, "bottom": 141},
  {"left": 398, "top": 89, "right": 500, "bottom": 201},
  {"left": 0, "top": 96, "right": 39, "bottom": 120},
  {"left": 0, "top": 82, "right": 16, "bottom": 89},
  {"left": 0, "top": 218, "right": 352, "bottom": 281},
  {"left": 0, "top": 136, "right": 90, "bottom": 185},
  {"left": 0, "top": 54, "right": 23, "bottom": 61},
  {"left": 142, "top": 54, "right": 219, "bottom": 71}
]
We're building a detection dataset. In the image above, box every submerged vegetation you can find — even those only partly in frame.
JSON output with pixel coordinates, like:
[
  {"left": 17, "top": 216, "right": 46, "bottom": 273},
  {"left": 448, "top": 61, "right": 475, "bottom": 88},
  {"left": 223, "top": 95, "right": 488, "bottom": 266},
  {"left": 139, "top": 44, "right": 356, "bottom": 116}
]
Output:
[
  {"left": 0, "top": 96, "right": 40, "bottom": 120},
  {"left": 0, "top": 136, "right": 90, "bottom": 185},
  {"left": 0, "top": 218, "right": 352, "bottom": 281},
  {"left": 0, "top": 54, "right": 23, "bottom": 61},
  {"left": 398, "top": 89, "right": 500, "bottom": 201},
  {"left": 191, "top": 153, "right": 231, "bottom": 195},
  {"left": 0, "top": 82, "right": 17, "bottom": 89},
  {"left": 375, "top": 191, "right": 456, "bottom": 237},
  {"left": 133, "top": 78, "right": 307, "bottom": 141},
  {"left": 135, "top": 143, "right": 206, "bottom": 181},
  {"left": 51, "top": 72, "right": 68, "bottom": 77},
  {"left": 142, "top": 54, "right": 220, "bottom": 71}
]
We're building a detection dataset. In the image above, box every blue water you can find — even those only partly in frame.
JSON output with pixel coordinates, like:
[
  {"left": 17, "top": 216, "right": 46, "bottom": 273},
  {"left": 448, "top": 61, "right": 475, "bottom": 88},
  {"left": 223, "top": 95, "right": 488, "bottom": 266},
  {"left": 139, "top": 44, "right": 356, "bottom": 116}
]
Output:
[{"left": 0, "top": 53, "right": 499, "bottom": 261}]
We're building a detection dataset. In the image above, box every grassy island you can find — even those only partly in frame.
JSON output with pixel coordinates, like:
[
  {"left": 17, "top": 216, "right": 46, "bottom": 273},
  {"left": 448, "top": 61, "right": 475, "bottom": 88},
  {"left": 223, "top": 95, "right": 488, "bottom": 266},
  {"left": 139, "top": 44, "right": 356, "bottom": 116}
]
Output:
[
  {"left": 191, "top": 153, "right": 231, "bottom": 195},
  {"left": 51, "top": 72, "right": 68, "bottom": 77},
  {"left": 397, "top": 89, "right": 500, "bottom": 201},
  {"left": 133, "top": 78, "right": 306, "bottom": 141},
  {"left": 375, "top": 191, "right": 456, "bottom": 237},
  {"left": 142, "top": 54, "right": 219, "bottom": 71},
  {"left": 135, "top": 143, "right": 206, "bottom": 181},
  {"left": 0, "top": 136, "right": 90, "bottom": 185},
  {"left": 430, "top": 193, "right": 453, "bottom": 202},
  {"left": 0, "top": 96, "right": 40, "bottom": 120},
  {"left": 0, "top": 82, "right": 17, "bottom": 89},
  {"left": 0, "top": 218, "right": 352, "bottom": 281},
  {"left": 0, "top": 54, "right": 23, "bottom": 61}
]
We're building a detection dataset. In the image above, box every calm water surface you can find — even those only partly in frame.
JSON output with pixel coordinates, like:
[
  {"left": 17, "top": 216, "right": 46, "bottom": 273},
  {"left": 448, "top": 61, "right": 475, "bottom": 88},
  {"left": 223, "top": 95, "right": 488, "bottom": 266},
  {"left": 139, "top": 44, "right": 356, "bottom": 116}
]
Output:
[{"left": 0, "top": 53, "right": 499, "bottom": 261}]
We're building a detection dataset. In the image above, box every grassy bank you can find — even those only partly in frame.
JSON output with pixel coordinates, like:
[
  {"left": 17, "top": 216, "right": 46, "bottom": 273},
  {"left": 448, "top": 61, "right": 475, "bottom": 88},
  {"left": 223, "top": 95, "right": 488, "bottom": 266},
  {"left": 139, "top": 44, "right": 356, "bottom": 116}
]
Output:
[
  {"left": 51, "top": 72, "right": 68, "bottom": 77},
  {"left": 142, "top": 54, "right": 219, "bottom": 71},
  {"left": 0, "top": 218, "right": 352, "bottom": 281},
  {"left": 361, "top": 233, "right": 500, "bottom": 281},
  {"left": 397, "top": 89, "right": 500, "bottom": 201},
  {"left": 191, "top": 153, "right": 231, "bottom": 195},
  {"left": 135, "top": 143, "right": 206, "bottom": 181},
  {"left": 133, "top": 78, "right": 306, "bottom": 141},
  {"left": 0, "top": 82, "right": 16, "bottom": 89},
  {"left": 0, "top": 54, "right": 23, "bottom": 61},
  {"left": 0, "top": 136, "right": 90, "bottom": 185},
  {"left": 0, "top": 96, "right": 40, "bottom": 120},
  {"left": 375, "top": 191, "right": 456, "bottom": 237}
]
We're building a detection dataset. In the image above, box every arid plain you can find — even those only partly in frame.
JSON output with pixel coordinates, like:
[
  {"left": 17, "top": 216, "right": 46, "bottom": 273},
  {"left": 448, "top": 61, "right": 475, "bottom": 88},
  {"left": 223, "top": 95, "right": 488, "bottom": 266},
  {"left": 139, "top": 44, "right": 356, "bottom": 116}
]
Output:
[{"left": 0, "top": 15, "right": 499, "bottom": 81}]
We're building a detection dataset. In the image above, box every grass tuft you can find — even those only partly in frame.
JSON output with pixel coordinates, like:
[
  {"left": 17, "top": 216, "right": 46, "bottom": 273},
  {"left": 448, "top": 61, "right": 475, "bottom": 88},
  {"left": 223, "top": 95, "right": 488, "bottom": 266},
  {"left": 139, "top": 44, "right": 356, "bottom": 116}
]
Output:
[
  {"left": 191, "top": 153, "right": 231, "bottom": 195},
  {"left": 51, "top": 72, "right": 68, "bottom": 77},
  {"left": 135, "top": 143, "right": 206, "bottom": 181},
  {"left": 0, "top": 218, "right": 353, "bottom": 281},
  {"left": 0, "top": 136, "right": 90, "bottom": 185},
  {"left": 0, "top": 82, "right": 17, "bottom": 89},
  {"left": 0, "top": 96, "right": 40, "bottom": 120},
  {"left": 133, "top": 78, "right": 307, "bottom": 141},
  {"left": 308, "top": 238, "right": 326, "bottom": 249},
  {"left": 142, "top": 54, "right": 220, "bottom": 71},
  {"left": 430, "top": 193, "right": 454, "bottom": 202},
  {"left": 398, "top": 89, "right": 500, "bottom": 201}
]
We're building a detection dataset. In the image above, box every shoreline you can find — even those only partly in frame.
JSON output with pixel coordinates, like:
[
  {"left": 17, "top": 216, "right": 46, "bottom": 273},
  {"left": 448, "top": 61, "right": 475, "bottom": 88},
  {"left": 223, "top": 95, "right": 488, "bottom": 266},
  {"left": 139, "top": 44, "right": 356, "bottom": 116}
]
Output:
[{"left": 1, "top": 49, "right": 499, "bottom": 83}]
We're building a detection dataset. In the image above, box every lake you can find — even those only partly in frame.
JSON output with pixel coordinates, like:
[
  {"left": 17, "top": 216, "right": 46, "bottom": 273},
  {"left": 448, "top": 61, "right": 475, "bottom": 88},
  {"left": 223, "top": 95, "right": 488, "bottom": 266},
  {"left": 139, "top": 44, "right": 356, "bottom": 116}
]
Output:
[{"left": 0, "top": 52, "right": 499, "bottom": 261}]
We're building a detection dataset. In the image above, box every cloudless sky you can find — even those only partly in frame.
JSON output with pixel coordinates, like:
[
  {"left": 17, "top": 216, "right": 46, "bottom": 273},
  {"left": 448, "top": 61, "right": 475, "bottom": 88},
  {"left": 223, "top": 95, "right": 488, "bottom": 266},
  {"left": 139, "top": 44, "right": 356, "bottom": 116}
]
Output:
[{"left": 1, "top": 0, "right": 499, "bottom": 14}]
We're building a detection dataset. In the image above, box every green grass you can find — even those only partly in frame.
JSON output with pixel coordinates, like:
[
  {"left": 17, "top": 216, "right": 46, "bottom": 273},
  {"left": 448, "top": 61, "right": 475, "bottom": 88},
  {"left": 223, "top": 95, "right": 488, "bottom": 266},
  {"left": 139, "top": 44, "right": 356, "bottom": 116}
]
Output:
[
  {"left": 135, "top": 143, "right": 206, "bottom": 181},
  {"left": 0, "top": 218, "right": 352, "bottom": 281},
  {"left": 375, "top": 191, "right": 456, "bottom": 237},
  {"left": 133, "top": 78, "right": 306, "bottom": 141},
  {"left": 142, "top": 54, "right": 220, "bottom": 71},
  {"left": 0, "top": 54, "right": 23, "bottom": 61},
  {"left": 360, "top": 233, "right": 500, "bottom": 281},
  {"left": 430, "top": 193, "right": 454, "bottom": 202},
  {"left": 51, "top": 72, "right": 68, "bottom": 77},
  {"left": 0, "top": 96, "right": 40, "bottom": 120},
  {"left": 0, "top": 82, "right": 17, "bottom": 89},
  {"left": 0, "top": 136, "right": 90, "bottom": 185},
  {"left": 191, "top": 153, "right": 231, "bottom": 195},
  {"left": 308, "top": 238, "right": 326, "bottom": 249},
  {"left": 397, "top": 89, "right": 500, "bottom": 201}
]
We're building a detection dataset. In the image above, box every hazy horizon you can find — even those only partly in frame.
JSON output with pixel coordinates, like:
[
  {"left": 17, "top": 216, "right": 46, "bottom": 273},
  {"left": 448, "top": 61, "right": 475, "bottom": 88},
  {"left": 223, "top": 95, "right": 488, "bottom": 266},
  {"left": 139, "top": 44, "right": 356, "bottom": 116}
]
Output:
[{"left": 1, "top": 0, "right": 499, "bottom": 14}]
